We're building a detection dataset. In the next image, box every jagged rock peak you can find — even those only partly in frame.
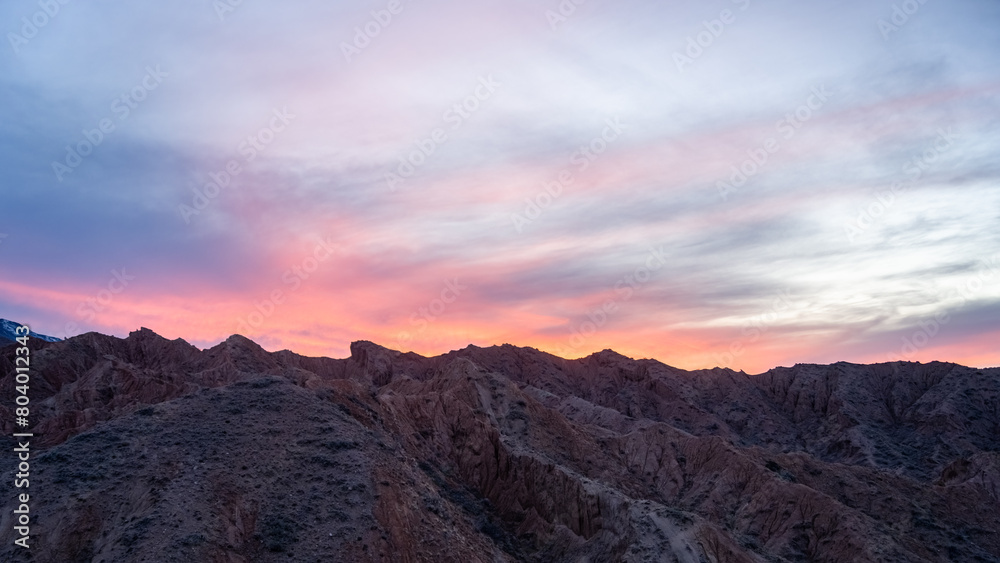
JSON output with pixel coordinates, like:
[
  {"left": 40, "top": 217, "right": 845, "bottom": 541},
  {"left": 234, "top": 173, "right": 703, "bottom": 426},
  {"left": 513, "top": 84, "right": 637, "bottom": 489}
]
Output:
[
  {"left": 224, "top": 333, "right": 261, "bottom": 347},
  {"left": 350, "top": 340, "right": 402, "bottom": 360}
]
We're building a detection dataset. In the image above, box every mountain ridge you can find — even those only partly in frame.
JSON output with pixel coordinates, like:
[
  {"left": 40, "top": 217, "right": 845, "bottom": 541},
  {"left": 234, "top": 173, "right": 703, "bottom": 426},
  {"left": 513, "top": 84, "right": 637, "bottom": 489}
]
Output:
[
  {"left": 0, "top": 327, "right": 997, "bottom": 561},
  {"left": 0, "top": 318, "right": 61, "bottom": 344}
]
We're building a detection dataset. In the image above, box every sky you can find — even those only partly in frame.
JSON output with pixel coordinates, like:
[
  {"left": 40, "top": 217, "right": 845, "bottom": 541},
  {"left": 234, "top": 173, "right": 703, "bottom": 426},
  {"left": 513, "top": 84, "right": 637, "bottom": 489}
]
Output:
[{"left": 1, "top": 0, "right": 998, "bottom": 373}]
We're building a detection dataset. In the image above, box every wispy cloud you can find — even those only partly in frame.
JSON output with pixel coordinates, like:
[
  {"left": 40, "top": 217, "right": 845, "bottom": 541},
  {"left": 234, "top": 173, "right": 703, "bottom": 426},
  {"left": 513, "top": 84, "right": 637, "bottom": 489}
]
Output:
[{"left": 1, "top": 0, "right": 998, "bottom": 372}]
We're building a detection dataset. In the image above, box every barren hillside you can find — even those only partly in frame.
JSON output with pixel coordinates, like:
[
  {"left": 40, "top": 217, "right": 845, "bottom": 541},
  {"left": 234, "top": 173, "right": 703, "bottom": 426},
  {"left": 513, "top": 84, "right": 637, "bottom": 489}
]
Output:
[{"left": 1, "top": 329, "right": 997, "bottom": 562}]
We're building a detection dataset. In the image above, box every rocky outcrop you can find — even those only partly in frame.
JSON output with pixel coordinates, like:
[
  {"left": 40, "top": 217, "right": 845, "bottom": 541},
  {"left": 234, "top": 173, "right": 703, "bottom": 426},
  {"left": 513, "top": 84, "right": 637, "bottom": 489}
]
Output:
[{"left": 0, "top": 331, "right": 997, "bottom": 561}]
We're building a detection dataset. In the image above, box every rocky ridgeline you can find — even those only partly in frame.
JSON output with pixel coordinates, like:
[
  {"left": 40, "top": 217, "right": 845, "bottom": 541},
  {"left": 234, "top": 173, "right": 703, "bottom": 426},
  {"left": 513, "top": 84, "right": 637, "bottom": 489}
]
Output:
[{"left": 0, "top": 329, "right": 997, "bottom": 562}]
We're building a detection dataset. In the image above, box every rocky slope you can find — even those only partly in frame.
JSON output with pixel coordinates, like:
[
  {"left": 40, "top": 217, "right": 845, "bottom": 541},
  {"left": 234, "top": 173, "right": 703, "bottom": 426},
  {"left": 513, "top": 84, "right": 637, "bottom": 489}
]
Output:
[
  {"left": 0, "top": 319, "right": 61, "bottom": 345},
  {"left": 0, "top": 329, "right": 998, "bottom": 562}
]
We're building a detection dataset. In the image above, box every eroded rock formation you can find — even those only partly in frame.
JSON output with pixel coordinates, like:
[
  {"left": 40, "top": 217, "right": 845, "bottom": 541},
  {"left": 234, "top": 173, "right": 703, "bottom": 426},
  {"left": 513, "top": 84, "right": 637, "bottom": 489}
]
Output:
[{"left": 0, "top": 330, "right": 997, "bottom": 561}]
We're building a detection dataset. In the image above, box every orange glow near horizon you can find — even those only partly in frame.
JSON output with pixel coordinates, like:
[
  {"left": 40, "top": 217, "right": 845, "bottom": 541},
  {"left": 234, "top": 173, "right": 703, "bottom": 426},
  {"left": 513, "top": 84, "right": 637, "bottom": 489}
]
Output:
[{"left": 8, "top": 267, "right": 998, "bottom": 375}]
